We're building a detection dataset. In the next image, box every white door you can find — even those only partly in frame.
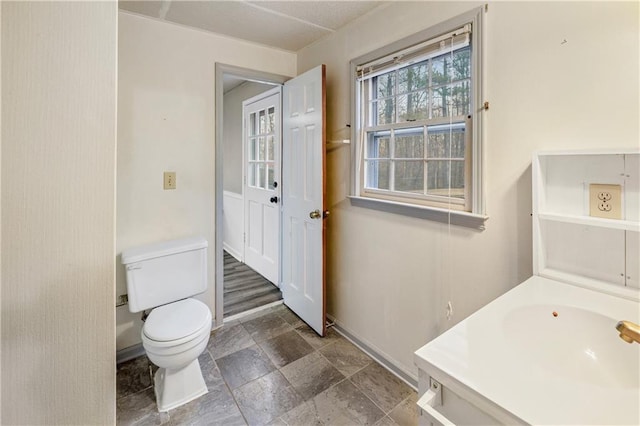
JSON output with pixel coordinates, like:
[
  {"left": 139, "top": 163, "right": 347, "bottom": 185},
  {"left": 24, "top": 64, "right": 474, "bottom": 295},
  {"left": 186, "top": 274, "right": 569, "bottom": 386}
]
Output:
[
  {"left": 282, "top": 65, "right": 326, "bottom": 336},
  {"left": 243, "top": 88, "right": 281, "bottom": 284}
]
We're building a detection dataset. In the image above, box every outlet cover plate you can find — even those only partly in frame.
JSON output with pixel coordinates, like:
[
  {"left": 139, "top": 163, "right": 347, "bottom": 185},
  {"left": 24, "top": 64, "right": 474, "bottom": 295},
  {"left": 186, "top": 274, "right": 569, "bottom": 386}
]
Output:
[{"left": 589, "top": 183, "right": 622, "bottom": 219}]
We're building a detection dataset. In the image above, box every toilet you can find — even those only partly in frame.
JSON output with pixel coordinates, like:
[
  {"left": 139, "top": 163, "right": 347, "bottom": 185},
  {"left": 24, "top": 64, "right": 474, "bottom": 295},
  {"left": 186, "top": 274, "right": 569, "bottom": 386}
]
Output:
[{"left": 121, "top": 236, "right": 212, "bottom": 412}]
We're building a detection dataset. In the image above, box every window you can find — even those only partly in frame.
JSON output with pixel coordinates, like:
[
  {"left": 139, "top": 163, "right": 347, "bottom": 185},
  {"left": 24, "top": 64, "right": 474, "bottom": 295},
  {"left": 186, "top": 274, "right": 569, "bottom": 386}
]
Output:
[
  {"left": 247, "top": 106, "right": 276, "bottom": 190},
  {"left": 352, "top": 8, "right": 484, "bottom": 217}
]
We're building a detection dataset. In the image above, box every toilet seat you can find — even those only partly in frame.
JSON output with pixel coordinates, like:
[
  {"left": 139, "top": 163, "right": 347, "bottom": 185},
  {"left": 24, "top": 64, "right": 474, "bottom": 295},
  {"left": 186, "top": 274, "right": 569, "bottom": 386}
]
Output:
[{"left": 143, "top": 298, "right": 211, "bottom": 347}]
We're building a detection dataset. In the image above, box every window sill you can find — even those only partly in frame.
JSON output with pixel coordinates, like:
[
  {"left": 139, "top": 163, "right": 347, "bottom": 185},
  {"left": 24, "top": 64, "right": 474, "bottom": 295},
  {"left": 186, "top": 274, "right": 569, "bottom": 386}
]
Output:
[{"left": 348, "top": 195, "right": 488, "bottom": 230}]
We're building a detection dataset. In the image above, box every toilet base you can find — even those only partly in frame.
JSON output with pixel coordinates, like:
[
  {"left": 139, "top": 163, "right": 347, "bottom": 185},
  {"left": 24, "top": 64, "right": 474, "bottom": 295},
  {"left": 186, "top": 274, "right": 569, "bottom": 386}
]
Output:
[{"left": 153, "top": 358, "right": 208, "bottom": 412}]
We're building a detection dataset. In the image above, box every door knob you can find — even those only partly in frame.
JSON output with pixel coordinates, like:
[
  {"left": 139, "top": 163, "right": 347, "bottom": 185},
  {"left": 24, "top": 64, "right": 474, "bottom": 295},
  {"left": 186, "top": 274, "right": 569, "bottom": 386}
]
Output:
[
  {"left": 270, "top": 196, "right": 279, "bottom": 203},
  {"left": 309, "top": 209, "right": 321, "bottom": 219}
]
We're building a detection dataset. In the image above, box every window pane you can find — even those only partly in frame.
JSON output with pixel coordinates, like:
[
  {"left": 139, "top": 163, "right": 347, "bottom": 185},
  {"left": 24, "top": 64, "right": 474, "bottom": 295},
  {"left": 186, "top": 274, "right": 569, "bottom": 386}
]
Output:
[
  {"left": 248, "top": 163, "right": 256, "bottom": 187},
  {"left": 452, "top": 47, "right": 471, "bottom": 81},
  {"left": 431, "top": 83, "right": 470, "bottom": 118},
  {"left": 450, "top": 160, "right": 465, "bottom": 198},
  {"left": 426, "top": 160, "right": 450, "bottom": 196},
  {"left": 449, "top": 81, "right": 470, "bottom": 116},
  {"left": 258, "top": 137, "right": 265, "bottom": 161},
  {"left": 428, "top": 131, "right": 449, "bottom": 158},
  {"left": 267, "top": 163, "right": 275, "bottom": 190},
  {"left": 374, "top": 98, "right": 395, "bottom": 125},
  {"left": 450, "top": 129, "right": 465, "bottom": 158},
  {"left": 431, "top": 88, "right": 445, "bottom": 118},
  {"left": 394, "top": 160, "right": 424, "bottom": 193},
  {"left": 431, "top": 55, "right": 450, "bottom": 86},
  {"left": 397, "top": 91, "right": 428, "bottom": 122},
  {"left": 249, "top": 113, "right": 257, "bottom": 137},
  {"left": 365, "top": 160, "right": 390, "bottom": 190},
  {"left": 426, "top": 160, "right": 464, "bottom": 198},
  {"left": 367, "top": 133, "right": 390, "bottom": 158},
  {"left": 395, "top": 132, "right": 424, "bottom": 158},
  {"left": 256, "top": 163, "right": 265, "bottom": 189},
  {"left": 267, "top": 107, "right": 275, "bottom": 133},
  {"left": 248, "top": 137, "right": 257, "bottom": 160},
  {"left": 398, "top": 63, "right": 427, "bottom": 94},
  {"left": 375, "top": 73, "right": 395, "bottom": 99},
  {"left": 428, "top": 126, "right": 465, "bottom": 159},
  {"left": 267, "top": 136, "right": 274, "bottom": 161},
  {"left": 259, "top": 110, "right": 266, "bottom": 134}
]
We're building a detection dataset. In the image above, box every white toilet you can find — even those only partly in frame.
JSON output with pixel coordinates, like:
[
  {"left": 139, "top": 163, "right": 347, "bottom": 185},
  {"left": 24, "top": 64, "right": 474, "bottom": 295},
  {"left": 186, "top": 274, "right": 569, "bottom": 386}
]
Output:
[{"left": 122, "top": 236, "right": 212, "bottom": 412}]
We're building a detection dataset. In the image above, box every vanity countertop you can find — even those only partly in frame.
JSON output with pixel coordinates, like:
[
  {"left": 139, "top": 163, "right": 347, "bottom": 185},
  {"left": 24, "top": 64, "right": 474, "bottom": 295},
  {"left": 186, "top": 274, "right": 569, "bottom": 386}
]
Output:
[{"left": 415, "top": 276, "right": 640, "bottom": 425}]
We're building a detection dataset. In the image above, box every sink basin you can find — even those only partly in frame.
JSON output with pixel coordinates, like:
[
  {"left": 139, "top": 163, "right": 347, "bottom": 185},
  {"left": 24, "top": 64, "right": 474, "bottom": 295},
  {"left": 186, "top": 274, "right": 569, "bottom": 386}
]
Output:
[
  {"left": 503, "top": 305, "right": 639, "bottom": 388},
  {"left": 415, "top": 276, "right": 640, "bottom": 425}
]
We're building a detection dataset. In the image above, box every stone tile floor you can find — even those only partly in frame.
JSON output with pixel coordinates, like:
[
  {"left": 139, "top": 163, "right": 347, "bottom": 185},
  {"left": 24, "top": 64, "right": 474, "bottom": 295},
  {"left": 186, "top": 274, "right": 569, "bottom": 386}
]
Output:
[{"left": 116, "top": 304, "right": 418, "bottom": 426}]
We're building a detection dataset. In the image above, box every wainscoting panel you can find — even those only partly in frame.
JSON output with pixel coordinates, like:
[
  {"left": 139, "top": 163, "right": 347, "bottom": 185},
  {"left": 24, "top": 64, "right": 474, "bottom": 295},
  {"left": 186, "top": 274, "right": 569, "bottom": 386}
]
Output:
[{"left": 223, "top": 191, "right": 244, "bottom": 261}]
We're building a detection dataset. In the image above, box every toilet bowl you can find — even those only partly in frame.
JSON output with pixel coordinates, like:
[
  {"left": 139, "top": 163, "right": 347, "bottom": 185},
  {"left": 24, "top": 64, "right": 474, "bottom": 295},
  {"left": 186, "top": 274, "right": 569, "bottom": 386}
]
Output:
[
  {"left": 121, "top": 236, "right": 212, "bottom": 412},
  {"left": 141, "top": 298, "right": 212, "bottom": 412}
]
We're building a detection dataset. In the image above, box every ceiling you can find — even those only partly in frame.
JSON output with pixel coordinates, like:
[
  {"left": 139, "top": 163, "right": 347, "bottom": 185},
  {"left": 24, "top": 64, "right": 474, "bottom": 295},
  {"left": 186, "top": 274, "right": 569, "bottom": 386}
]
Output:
[{"left": 119, "top": 0, "right": 385, "bottom": 52}]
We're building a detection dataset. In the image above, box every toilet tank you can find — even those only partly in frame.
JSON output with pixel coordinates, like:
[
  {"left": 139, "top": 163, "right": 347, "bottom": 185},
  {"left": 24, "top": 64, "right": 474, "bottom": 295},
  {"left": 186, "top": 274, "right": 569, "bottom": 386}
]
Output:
[{"left": 121, "top": 237, "right": 208, "bottom": 313}]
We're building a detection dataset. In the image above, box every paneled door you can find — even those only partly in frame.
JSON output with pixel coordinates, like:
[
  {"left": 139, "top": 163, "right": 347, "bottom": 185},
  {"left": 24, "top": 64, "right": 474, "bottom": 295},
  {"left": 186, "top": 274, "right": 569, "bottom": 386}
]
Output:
[
  {"left": 281, "top": 65, "right": 327, "bottom": 336},
  {"left": 243, "top": 88, "right": 281, "bottom": 284}
]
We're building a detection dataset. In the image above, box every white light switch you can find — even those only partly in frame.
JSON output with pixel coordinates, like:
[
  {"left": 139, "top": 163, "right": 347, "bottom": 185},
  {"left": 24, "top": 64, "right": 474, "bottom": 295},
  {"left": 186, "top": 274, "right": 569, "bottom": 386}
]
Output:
[{"left": 164, "top": 172, "right": 176, "bottom": 190}]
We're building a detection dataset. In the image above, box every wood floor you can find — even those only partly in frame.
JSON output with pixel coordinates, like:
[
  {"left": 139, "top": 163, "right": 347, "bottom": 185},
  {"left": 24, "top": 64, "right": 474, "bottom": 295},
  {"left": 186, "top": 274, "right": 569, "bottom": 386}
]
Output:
[{"left": 223, "top": 251, "right": 282, "bottom": 317}]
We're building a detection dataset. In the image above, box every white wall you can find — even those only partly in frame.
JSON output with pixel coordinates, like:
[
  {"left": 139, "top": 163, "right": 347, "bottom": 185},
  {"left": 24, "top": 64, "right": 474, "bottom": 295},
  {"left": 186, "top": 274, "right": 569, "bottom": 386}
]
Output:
[
  {"left": 117, "top": 12, "right": 296, "bottom": 351},
  {"left": 223, "top": 81, "right": 275, "bottom": 193},
  {"left": 297, "top": 1, "right": 640, "bottom": 378},
  {"left": 1, "top": 1, "right": 117, "bottom": 423}
]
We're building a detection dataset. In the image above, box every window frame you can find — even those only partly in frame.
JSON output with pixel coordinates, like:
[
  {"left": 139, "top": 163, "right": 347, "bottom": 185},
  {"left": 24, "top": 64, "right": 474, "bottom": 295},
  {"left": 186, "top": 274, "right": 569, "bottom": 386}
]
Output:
[{"left": 349, "top": 7, "right": 487, "bottom": 227}]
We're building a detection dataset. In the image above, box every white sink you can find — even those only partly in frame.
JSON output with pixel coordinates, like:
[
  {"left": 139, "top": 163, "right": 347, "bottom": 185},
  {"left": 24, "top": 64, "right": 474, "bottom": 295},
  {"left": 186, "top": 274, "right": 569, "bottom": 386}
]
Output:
[
  {"left": 415, "top": 276, "right": 640, "bottom": 425},
  {"left": 503, "top": 304, "right": 639, "bottom": 389}
]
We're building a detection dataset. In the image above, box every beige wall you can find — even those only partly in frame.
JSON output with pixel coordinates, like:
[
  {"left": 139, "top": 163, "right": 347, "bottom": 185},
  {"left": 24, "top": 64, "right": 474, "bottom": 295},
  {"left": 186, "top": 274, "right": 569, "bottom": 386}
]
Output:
[
  {"left": 223, "top": 81, "right": 275, "bottom": 194},
  {"left": 117, "top": 12, "right": 296, "bottom": 351},
  {"left": 298, "top": 1, "right": 640, "bottom": 378},
  {"left": 1, "top": 1, "right": 117, "bottom": 424}
]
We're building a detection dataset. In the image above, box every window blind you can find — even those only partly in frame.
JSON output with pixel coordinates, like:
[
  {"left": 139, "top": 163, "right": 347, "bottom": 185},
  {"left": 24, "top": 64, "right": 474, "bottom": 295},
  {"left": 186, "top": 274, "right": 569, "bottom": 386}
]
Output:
[{"left": 356, "top": 24, "right": 471, "bottom": 81}]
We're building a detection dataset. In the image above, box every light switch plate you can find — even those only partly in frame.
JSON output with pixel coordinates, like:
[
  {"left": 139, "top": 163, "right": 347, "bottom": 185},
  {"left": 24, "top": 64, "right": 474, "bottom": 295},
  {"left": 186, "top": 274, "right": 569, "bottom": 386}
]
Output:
[
  {"left": 164, "top": 172, "right": 176, "bottom": 190},
  {"left": 589, "top": 183, "right": 622, "bottom": 219}
]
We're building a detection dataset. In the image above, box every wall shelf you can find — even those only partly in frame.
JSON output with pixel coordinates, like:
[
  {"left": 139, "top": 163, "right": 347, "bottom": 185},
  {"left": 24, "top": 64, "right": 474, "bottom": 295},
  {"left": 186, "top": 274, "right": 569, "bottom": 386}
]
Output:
[
  {"left": 533, "top": 150, "right": 640, "bottom": 296},
  {"left": 537, "top": 212, "right": 640, "bottom": 232}
]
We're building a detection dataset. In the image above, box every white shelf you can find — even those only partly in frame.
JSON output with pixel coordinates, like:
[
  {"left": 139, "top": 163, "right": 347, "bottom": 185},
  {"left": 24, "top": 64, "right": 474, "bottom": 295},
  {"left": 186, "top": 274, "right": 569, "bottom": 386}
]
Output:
[
  {"left": 533, "top": 149, "right": 640, "bottom": 296},
  {"left": 536, "top": 148, "right": 640, "bottom": 156},
  {"left": 538, "top": 212, "right": 640, "bottom": 232}
]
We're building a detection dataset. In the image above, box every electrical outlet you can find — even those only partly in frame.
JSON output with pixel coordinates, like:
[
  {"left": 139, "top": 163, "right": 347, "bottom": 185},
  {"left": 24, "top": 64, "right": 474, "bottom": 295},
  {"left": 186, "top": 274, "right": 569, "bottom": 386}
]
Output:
[
  {"left": 164, "top": 171, "right": 176, "bottom": 190},
  {"left": 589, "top": 183, "right": 622, "bottom": 219}
]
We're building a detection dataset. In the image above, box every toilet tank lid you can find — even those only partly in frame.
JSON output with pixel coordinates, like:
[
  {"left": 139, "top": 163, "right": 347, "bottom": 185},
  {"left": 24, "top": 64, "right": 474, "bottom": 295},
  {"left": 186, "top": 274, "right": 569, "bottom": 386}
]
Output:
[{"left": 121, "top": 236, "right": 208, "bottom": 265}]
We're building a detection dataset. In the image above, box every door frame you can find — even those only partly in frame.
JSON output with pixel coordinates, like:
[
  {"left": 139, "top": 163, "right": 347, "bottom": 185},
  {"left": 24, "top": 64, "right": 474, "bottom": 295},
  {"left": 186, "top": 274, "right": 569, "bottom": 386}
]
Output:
[{"left": 214, "top": 63, "right": 289, "bottom": 328}]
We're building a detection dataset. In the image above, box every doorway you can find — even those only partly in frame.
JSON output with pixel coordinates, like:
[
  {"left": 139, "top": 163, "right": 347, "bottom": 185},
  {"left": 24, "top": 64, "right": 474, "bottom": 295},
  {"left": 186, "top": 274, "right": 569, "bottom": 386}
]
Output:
[
  {"left": 216, "top": 67, "right": 285, "bottom": 320},
  {"left": 215, "top": 63, "right": 327, "bottom": 335}
]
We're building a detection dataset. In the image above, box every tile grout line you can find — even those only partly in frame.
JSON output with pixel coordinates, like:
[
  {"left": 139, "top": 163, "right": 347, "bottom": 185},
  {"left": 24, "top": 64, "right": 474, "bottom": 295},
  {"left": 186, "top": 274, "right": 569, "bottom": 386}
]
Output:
[
  {"left": 217, "top": 357, "right": 250, "bottom": 426},
  {"left": 313, "top": 341, "right": 393, "bottom": 420}
]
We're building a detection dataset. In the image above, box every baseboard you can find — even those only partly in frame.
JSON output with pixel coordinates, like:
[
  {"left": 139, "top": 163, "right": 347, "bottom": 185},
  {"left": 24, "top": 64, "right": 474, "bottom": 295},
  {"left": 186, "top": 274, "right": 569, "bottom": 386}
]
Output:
[
  {"left": 223, "top": 243, "right": 242, "bottom": 262},
  {"left": 327, "top": 314, "right": 418, "bottom": 390},
  {"left": 116, "top": 343, "right": 146, "bottom": 364}
]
